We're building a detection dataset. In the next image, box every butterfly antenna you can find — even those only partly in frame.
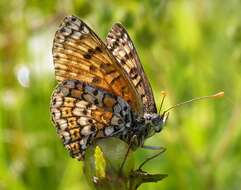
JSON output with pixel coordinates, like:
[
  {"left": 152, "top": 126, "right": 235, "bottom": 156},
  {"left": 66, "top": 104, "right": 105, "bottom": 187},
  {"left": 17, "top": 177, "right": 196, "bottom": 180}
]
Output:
[
  {"left": 163, "top": 91, "right": 224, "bottom": 113},
  {"left": 158, "top": 91, "right": 167, "bottom": 114}
]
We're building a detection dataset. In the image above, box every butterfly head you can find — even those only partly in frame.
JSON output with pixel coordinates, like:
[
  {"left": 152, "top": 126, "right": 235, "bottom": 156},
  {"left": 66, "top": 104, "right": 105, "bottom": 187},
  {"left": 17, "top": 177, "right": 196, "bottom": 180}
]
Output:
[{"left": 143, "top": 112, "right": 169, "bottom": 137}]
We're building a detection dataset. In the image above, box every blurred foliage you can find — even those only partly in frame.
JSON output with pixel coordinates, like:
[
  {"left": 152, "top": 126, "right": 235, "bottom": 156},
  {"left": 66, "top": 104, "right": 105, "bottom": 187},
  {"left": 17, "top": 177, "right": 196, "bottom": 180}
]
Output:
[{"left": 0, "top": 0, "right": 241, "bottom": 190}]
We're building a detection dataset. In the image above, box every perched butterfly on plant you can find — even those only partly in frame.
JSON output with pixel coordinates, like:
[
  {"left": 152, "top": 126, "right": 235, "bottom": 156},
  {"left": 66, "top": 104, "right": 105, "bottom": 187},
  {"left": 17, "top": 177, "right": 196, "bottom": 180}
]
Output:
[
  {"left": 50, "top": 15, "right": 223, "bottom": 160},
  {"left": 50, "top": 15, "right": 167, "bottom": 160}
]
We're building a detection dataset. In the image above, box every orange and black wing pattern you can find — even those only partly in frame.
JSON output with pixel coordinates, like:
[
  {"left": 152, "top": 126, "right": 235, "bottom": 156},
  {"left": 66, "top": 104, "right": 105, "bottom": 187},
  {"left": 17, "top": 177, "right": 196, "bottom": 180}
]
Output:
[
  {"left": 106, "top": 23, "right": 157, "bottom": 113},
  {"left": 52, "top": 15, "right": 143, "bottom": 113},
  {"left": 51, "top": 80, "right": 133, "bottom": 160},
  {"left": 50, "top": 16, "right": 159, "bottom": 160}
]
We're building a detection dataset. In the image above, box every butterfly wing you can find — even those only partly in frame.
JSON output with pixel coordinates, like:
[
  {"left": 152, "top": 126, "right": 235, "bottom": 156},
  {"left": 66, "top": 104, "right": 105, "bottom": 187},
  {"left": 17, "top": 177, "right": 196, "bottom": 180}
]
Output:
[
  {"left": 51, "top": 80, "right": 133, "bottom": 160},
  {"left": 53, "top": 15, "right": 143, "bottom": 114},
  {"left": 106, "top": 23, "right": 157, "bottom": 113}
]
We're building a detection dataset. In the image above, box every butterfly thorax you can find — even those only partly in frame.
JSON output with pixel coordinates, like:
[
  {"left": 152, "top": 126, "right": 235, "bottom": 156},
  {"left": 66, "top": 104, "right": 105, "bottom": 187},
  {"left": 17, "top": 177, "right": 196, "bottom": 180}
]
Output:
[{"left": 120, "top": 113, "right": 165, "bottom": 149}]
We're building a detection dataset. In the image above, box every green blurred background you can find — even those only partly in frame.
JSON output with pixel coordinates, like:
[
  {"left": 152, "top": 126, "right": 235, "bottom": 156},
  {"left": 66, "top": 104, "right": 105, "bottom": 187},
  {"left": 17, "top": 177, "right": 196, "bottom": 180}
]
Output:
[{"left": 0, "top": 0, "right": 241, "bottom": 189}]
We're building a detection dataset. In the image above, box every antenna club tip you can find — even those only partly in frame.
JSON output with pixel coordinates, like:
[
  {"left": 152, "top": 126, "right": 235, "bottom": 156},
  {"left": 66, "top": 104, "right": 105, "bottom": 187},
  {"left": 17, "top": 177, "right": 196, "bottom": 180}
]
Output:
[
  {"left": 160, "top": 91, "right": 167, "bottom": 96},
  {"left": 213, "top": 91, "right": 225, "bottom": 98}
]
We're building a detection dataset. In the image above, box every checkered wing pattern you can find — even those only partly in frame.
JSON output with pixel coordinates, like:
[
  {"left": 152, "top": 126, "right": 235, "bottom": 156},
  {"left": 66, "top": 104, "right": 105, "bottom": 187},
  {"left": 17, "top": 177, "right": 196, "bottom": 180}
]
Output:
[
  {"left": 106, "top": 23, "right": 157, "bottom": 113},
  {"left": 51, "top": 80, "right": 132, "bottom": 160},
  {"left": 51, "top": 16, "right": 159, "bottom": 160},
  {"left": 52, "top": 15, "right": 143, "bottom": 113}
]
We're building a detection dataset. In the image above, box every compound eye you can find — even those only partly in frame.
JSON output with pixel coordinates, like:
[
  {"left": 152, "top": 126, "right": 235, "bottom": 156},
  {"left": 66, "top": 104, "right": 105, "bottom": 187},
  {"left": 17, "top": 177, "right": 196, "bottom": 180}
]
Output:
[{"left": 152, "top": 117, "right": 160, "bottom": 125}]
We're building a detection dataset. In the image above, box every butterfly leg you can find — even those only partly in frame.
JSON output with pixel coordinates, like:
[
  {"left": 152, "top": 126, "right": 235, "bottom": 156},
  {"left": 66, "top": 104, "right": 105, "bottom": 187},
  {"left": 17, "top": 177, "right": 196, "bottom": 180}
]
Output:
[
  {"left": 137, "top": 146, "right": 166, "bottom": 170},
  {"left": 119, "top": 135, "right": 137, "bottom": 173},
  {"left": 110, "top": 127, "right": 126, "bottom": 137}
]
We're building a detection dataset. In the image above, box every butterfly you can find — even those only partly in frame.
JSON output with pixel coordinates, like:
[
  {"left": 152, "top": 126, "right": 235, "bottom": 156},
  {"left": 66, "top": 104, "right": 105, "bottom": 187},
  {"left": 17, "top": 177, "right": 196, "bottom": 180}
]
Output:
[{"left": 50, "top": 15, "right": 168, "bottom": 160}]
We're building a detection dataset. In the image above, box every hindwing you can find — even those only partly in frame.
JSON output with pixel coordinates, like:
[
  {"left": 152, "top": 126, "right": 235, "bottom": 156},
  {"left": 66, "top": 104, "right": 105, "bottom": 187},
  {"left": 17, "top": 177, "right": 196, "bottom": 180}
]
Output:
[{"left": 50, "top": 80, "right": 132, "bottom": 160}]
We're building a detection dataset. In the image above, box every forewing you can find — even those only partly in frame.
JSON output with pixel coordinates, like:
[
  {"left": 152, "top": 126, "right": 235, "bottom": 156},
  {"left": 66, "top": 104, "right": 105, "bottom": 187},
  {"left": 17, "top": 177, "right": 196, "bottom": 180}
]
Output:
[
  {"left": 106, "top": 23, "right": 157, "bottom": 113},
  {"left": 50, "top": 80, "right": 132, "bottom": 160},
  {"left": 53, "top": 15, "right": 143, "bottom": 113}
]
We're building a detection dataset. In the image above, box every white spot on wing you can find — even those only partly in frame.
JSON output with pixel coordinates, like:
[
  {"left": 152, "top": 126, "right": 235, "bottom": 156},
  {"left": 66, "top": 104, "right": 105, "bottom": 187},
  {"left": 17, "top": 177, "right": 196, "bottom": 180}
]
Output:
[
  {"left": 78, "top": 117, "right": 89, "bottom": 125},
  {"left": 82, "top": 26, "right": 89, "bottom": 34},
  {"left": 61, "top": 131, "right": 71, "bottom": 142},
  {"left": 52, "top": 108, "right": 61, "bottom": 119},
  {"left": 58, "top": 119, "right": 68, "bottom": 130},
  {"left": 81, "top": 126, "right": 93, "bottom": 136},
  {"left": 60, "top": 27, "right": 72, "bottom": 36},
  {"left": 76, "top": 100, "right": 88, "bottom": 108},
  {"left": 123, "top": 33, "right": 128, "bottom": 41},
  {"left": 72, "top": 31, "right": 82, "bottom": 39},
  {"left": 68, "top": 23, "right": 79, "bottom": 31},
  {"left": 128, "top": 41, "right": 133, "bottom": 50},
  {"left": 119, "top": 50, "right": 126, "bottom": 57},
  {"left": 104, "top": 127, "right": 114, "bottom": 136}
]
